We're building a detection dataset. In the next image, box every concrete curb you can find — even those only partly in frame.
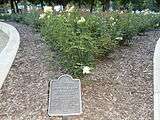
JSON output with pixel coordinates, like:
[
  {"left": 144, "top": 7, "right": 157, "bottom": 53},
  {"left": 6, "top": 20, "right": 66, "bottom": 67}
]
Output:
[
  {"left": 0, "top": 22, "right": 20, "bottom": 89},
  {"left": 154, "top": 38, "right": 160, "bottom": 120}
]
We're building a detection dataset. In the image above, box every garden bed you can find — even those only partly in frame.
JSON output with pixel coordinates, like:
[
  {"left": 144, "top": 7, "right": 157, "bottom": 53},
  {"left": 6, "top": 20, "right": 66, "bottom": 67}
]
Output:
[
  {"left": 40, "top": 9, "right": 160, "bottom": 76},
  {"left": 0, "top": 22, "right": 156, "bottom": 120}
]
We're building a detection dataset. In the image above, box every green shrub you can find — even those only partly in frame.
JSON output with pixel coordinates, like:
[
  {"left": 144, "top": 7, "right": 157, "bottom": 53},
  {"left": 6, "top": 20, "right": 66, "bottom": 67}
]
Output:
[
  {"left": 40, "top": 11, "right": 117, "bottom": 76},
  {"left": 40, "top": 10, "right": 160, "bottom": 77},
  {"left": 0, "top": 14, "right": 11, "bottom": 21},
  {"left": 103, "top": 12, "right": 160, "bottom": 42},
  {"left": 20, "top": 11, "right": 40, "bottom": 28},
  {"left": 0, "top": 10, "right": 40, "bottom": 28}
]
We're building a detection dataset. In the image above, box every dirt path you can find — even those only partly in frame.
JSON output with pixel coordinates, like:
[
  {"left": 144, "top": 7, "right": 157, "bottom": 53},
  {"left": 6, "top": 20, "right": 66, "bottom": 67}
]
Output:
[{"left": 0, "top": 23, "right": 159, "bottom": 120}]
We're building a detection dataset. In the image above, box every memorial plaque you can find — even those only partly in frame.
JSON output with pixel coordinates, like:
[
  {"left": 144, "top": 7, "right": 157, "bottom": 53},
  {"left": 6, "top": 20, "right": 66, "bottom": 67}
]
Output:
[{"left": 48, "top": 74, "right": 82, "bottom": 116}]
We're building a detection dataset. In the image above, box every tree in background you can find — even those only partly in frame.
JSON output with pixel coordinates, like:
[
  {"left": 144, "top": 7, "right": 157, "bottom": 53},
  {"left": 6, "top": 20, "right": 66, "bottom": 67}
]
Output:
[
  {"left": 23, "top": 0, "right": 28, "bottom": 12},
  {"left": 27, "top": 0, "right": 44, "bottom": 9},
  {"left": 10, "top": 0, "right": 15, "bottom": 13},
  {"left": 156, "top": 0, "right": 160, "bottom": 6},
  {"left": 101, "top": 0, "right": 110, "bottom": 11},
  {"left": 15, "top": 0, "right": 20, "bottom": 13},
  {"left": 114, "top": 0, "right": 159, "bottom": 11},
  {"left": 0, "top": 0, "right": 160, "bottom": 14}
]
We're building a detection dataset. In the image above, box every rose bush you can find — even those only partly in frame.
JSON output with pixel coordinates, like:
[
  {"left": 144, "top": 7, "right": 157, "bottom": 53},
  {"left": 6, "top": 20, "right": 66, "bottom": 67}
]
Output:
[
  {"left": 3, "top": 7, "right": 159, "bottom": 76},
  {"left": 40, "top": 9, "right": 116, "bottom": 76},
  {"left": 39, "top": 8, "right": 160, "bottom": 76}
]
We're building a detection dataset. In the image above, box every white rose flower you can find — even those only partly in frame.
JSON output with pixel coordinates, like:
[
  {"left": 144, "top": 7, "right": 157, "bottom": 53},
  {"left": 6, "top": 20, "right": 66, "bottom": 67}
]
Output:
[
  {"left": 54, "top": 5, "right": 63, "bottom": 12},
  {"left": 156, "top": 23, "right": 159, "bottom": 27},
  {"left": 141, "top": 10, "right": 145, "bottom": 13},
  {"left": 115, "top": 37, "right": 123, "bottom": 40},
  {"left": 144, "top": 12, "right": 149, "bottom": 15},
  {"left": 131, "top": 11, "right": 135, "bottom": 14},
  {"left": 66, "top": 6, "right": 75, "bottom": 12},
  {"left": 135, "top": 10, "right": 140, "bottom": 14},
  {"left": 111, "top": 22, "right": 116, "bottom": 26},
  {"left": 66, "top": 4, "right": 70, "bottom": 11},
  {"left": 151, "top": 11, "right": 156, "bottom": 14},
  {"left": 39, "top": 13, "right": 46, "bottom": 19},
  {"left": 47, "top": 15, "right": 51, "bottom": 18},
  {"left": 120, "top": 11, "right": 124, "bottom": 14},
  {"left": 77, "top": 17, "right": 86, "bottom": 24},
  {"left": 83, "top": 66, "right": 91, "bottom": 74},
  {"left": 68, "top": 12, "right": 71, "bottom": 16},
  {"left": 110, "top": 16, "right": 114, "bottom": 21},
  {"left": 143, "top": 9, "right": 149, "bottom": 15},
  {"left": 44, "top": 6, "right": 53, "bottom": 13}
]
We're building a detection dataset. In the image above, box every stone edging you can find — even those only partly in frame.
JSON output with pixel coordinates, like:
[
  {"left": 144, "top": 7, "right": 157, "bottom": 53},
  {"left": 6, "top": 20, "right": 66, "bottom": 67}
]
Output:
[
  {"left": 154, "top": 38, "right": 160, "bottom": 120},
  {"left": 0, "top": 22, "right": 20, "bottom": 89}
]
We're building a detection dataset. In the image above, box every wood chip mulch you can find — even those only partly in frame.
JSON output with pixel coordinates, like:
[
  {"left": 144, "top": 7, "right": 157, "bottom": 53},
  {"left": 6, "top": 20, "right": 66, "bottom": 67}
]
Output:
[{"left": 0, "top": 23, "right": 159, "bottom": 120}]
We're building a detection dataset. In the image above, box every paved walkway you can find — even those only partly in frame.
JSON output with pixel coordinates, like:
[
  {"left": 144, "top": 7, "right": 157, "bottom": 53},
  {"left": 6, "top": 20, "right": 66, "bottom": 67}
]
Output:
[
  {"left": 154, "top": 38, "right": 160, "bottom": 120},
  {"left": 0, "top": 30, "right": 8, "bottom": 52},
  {"left": 0, "top": 23, "right": 159, "bottom": 120}
]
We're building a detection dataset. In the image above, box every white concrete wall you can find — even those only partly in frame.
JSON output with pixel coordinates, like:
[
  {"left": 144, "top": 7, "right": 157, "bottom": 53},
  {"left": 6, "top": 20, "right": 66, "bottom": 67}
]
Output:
[
  {"left": 0, "top": 22, "right": 20, "bottom": 89},
  {"left": 154, "top": 38, "right": 160, "bottom": 120}
]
